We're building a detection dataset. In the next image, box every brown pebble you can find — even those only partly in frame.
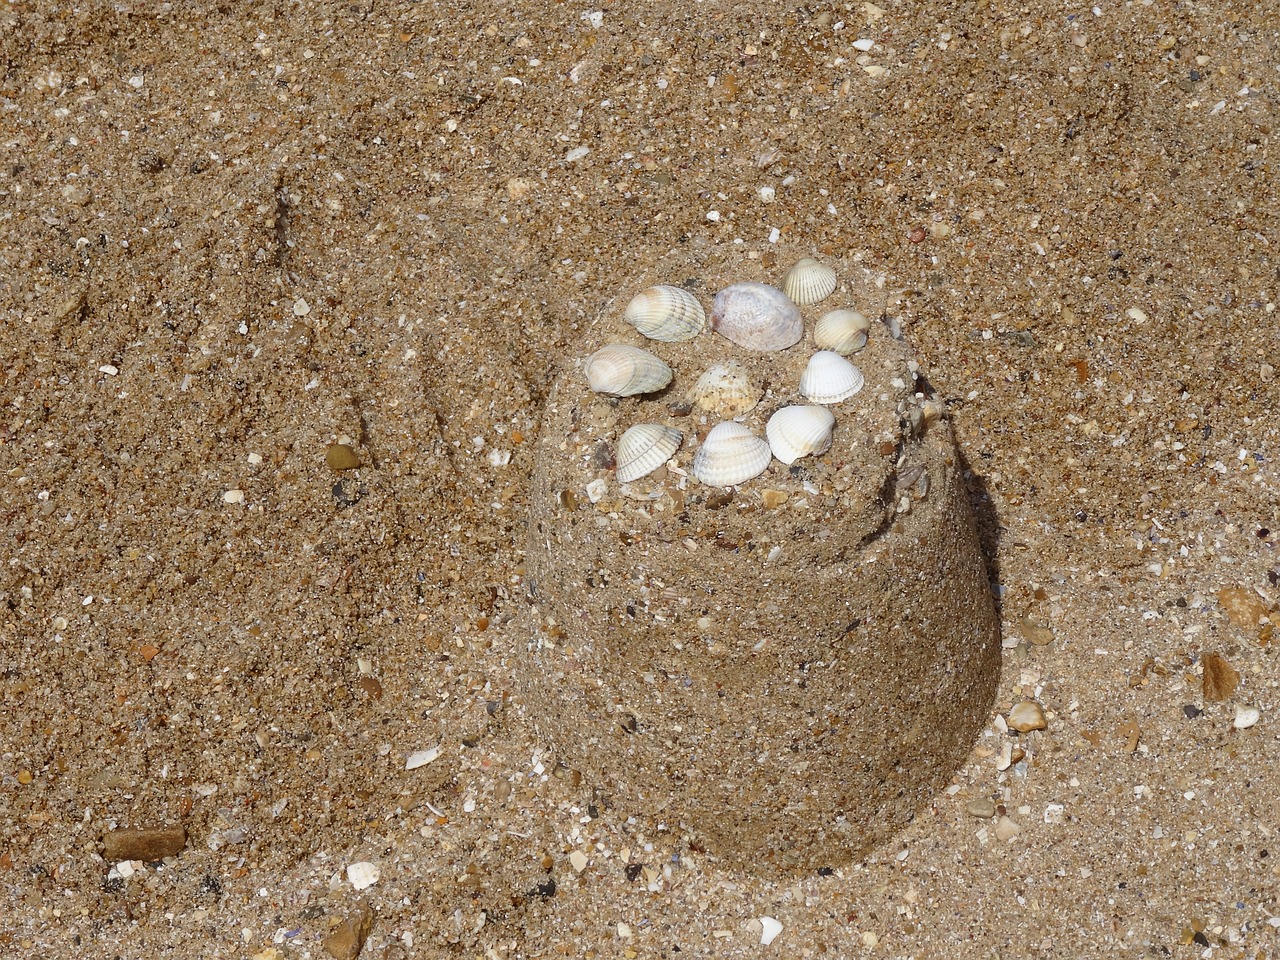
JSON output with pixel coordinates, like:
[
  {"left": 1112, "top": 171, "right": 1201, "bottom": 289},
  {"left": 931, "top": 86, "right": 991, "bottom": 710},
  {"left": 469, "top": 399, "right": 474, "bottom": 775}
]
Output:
[
  {"left": 1201, "top": 652, "right": 1239, "bottom": 702},
  {"left": 965, "top": 797, "right": 996, "bottom": 819},
  {"left": 323, "top": 902, "right": 375, "bottom": 960},
  {"left": 102, "top": 825, "right": 187, "bottom": 862},
  {"left": 1007, "top": 700, "right": 1047, "bottom": 733},
  {"left": 326, "top": 444, "right": 361, "bottom": 471},
  {"left": 993, "top": 815, "right": 1020, "bottom": 841},
  {"left": 356, "top": 676, "right": 383, "bottom": 699},
  {"left": 761, "top": 490, "right": 788, "bottom": 510},
  {"left": 1216, "top": 586, "right": 1270, "bottom": 631},
  {"left": 1020, "top": 616, "right": 1055, "bottom": 646}
]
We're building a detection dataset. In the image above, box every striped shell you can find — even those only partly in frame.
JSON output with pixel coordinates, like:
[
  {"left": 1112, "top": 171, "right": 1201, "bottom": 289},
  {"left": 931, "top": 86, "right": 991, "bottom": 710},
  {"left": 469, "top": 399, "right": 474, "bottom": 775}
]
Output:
[
  {"left": 689, "top": 361, "right": 760, "bottom": 420},
  {"left": 813, "top": 308, "right": 870, "bottom": 355},
  {"left": 766, "top": 405, "right": 835, "bottom": 465},
  {"left": 623, "top": 285, "right": 706, "bottom": 342},
  {"left": 799, "top": 351, "right": 865, "bottom": 405},
  {"left": 692, "top": 422, "right": 772, "bottom": 487},
  {"left": 616, "top": 424, "right": 683, "bottom": 482},
  {"left": 710, "top": 283, "right": 803, "bottom": 351},
  {"left": 781, "top": 258, "right": 837, "bottom": 306},
  {"left": 585, "top": 344, "right": 673, "bottom": 397}
]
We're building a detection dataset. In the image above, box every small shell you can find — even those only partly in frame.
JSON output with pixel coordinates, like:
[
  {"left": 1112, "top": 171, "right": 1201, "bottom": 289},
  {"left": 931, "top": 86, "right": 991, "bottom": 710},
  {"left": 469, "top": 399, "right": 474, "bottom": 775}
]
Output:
[
  {"left": 781, "top": 257, "right": 838, "bottom": 305},
  {"left": 689, "top": 361, "right": 760, "bottom": 420},
  {"left": 710, "top": 283, "right": 803, "bottom": 351},
  {"left": 799, "top": 350, "right": 865, "bottom": 404},
  {"left": 692, "top": 422, "right": 772, "bottom": 487},
  {"left": 585, "top": 344, "right": 673, "bottom": 397},
  {"left": 615, "top": 424, "right": 683, "bottom": 482},
  {"left": 623, "top": 285, "right": 706, "bottom": 342},
  {"left": 813, "top": 308, "right": 871, "bottom": 355},
  {"left": 766, "top": 405, "right": 836, "bottom": 465}
]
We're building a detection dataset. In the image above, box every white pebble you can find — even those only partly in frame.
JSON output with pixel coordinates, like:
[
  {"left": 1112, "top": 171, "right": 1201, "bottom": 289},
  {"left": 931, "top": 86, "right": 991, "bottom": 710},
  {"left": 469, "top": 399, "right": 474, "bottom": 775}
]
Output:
[
  {"left": 852, "top": 38, "right": 875, "bottom": 51},
  {"left": 564, "top": 146, "right": 590, "bottom": 163},
  {"left": 98, "top": 364, "right": 119, "bottom": 376},
  {"left": 585, "top": 478, "right": 608, "bottom": 503},
  {"left": 569, "top": 850, "right": 589, "bottom": 872},
  {"left": 1234, "top": 704, "right": 1260, "bottom": 729},
  {"left": 759, "top": 916, "right": 783, "bottom": 946},
  {"left": 346, "top": 861, "right": 380, "bottom": 890},
  {"left": 222, "top": 489, "right": 245, "bottom": 504},
  {"left": 406, "top": 745, "right": 441, "bottom": 770},
  {"left": 293, "top": 298, "right": 311, "bottom": 316}
]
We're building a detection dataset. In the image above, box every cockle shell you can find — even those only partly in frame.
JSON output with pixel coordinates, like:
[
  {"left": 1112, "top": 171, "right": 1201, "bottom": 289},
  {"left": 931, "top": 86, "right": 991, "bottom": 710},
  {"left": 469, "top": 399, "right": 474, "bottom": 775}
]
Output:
[
  {"left": 585, "top": 344, "right": 673, "bottom": 397},
  {"left": 781, "top": 257, "right": 837, "bottom": 306},
  {"left": 799, "top": 350, "right": 865, "bottom": 404},
  {"left": 623, "top": 285, "right": 706, "bottom": 342},
  {"left": 692, "top": 422, "right": 772, "bottom": 487},
  {"left": 709, "top": 283, "right": 803, "bottom": 351},
  {"left": 689, "top": 361, "right": 760, "bottom": 420},
  {"left": 615, "top": 424, "right": 683, "bottom": 482},
  {"left": 813, "top": 308, "right": 870, "bottom": 355},
  {"left": 766, "top": 405, "right": 836, "bottom": 465}
]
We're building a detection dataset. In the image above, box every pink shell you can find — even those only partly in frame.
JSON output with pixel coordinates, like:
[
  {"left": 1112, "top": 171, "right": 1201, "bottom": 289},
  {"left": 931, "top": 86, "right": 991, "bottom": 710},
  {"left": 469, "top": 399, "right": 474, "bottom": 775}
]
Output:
[{"left": 709, "top": 283, "right": 803, "bottom": 351}]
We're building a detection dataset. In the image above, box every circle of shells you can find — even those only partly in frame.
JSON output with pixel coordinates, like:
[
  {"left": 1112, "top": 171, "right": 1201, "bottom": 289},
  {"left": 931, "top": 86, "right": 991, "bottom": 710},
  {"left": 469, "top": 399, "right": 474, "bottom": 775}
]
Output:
[{"left": 583, "top": 256, "right": 875, "bottom": 488}]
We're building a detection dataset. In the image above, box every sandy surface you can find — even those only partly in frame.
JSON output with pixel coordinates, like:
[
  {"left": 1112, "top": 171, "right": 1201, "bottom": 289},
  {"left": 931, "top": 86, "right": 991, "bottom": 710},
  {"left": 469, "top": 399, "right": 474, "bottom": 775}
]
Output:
[{"left": 2, "top": 1, "right": 1278, "bottom": 957}]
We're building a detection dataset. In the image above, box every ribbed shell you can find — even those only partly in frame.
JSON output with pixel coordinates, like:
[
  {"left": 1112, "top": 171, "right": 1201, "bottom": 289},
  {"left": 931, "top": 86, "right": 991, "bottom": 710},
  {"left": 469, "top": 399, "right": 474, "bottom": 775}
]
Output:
[
  {"left": 813, "top": 308, "right": 870, "bottom": 355},
  {"left": 692, "top": 422, "right": 773, "bottom": 487},
  {"left": 799, "top": 351, "right": 865, "bottom": 404},
  {"left": 615, "top": 424, "right": 683, "bottom": 482},
  {"left": 781, "top": 257, "right": 838, "bottom": 306},
  {"left": 709, "top": 283, "right": 803, "bottom": 351},
  {"left": 584, "top": 344, "right": 673, "bottom": 397},
  {"left": 766, "top": 405, "right": 835, "bottom": 465},
  {"left": 623, "top": 285, "right": 706, "bottom": 342},
  {"left": 689, "top": 361, "right": 760, "bottom": 420}
]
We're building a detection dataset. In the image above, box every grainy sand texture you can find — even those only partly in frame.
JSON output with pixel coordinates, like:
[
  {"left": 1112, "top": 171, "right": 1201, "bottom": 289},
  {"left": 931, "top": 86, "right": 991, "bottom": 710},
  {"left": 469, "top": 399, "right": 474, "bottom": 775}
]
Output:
[{"left": 1, "top": 1, "right": 1278, "bottom": 958}]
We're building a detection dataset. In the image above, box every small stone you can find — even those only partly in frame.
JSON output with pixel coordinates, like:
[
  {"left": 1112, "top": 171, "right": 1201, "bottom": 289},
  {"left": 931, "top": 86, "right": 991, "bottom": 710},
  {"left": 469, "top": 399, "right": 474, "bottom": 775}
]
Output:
[
  {"left": 293, "top": 298, "right": 311, "bottom": 316},
  {"left": 406, "top": 745, "right": 440, "bottom": 770},
  {"left": 1008, "top": 700, "right": 1047, "bottom": 733},
  {"left": 1233, "top": 704, "right": 1260, "bottom": 730},
  {"left": 1202, "top": 652, "right": 1240, "bottom": 702},
  {"left": 1020, "top": 616, "right": 1055, "bottom": 646},
  {"left": 1216, "top": 586, "right": 1270, "bottom": 631},
  {"left": 16, "top": 770, "right": 33, "bottom": 785},
  {"left": 222, "top": 489, "right": 245, "bottom": 504},
  {"left": 102, "top": 825, "right": 187, "bottom": 862},
  {"left": 965, "top": 797, "right": 997, "bottom": 819},
  {"left": 506, "top": 177, "right": 534, "bottom": 201},
  {"left": 346, "top": 861, "right": 380, "bottom": 890},
  {"left": 569, "top": 850, "right": 589, "bottom": 873},
  {"left": 761, "top": 490, "right": 788, "bottom": 510},
  {"left": 993, "top": 816, "right": 1020, "bottom": 841},
  {"left": 326, "top": 443, "right": 361, "bottom": 471},
  {"left": 759, "top": 916, "right": 783, "bottom": 946},
  {"left": 323, "top": 903, "right": 374, "bottom": 960}
]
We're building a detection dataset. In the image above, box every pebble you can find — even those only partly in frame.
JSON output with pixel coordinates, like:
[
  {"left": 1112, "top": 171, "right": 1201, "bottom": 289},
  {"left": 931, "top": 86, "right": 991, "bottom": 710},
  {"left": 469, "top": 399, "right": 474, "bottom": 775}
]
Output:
[
  {"left": 759, "top": 916, "right": 784, "bottom": 946},
  {"left": 1216, "top": 586, "right": 1270, "bottom": 631},
  {"left": 322, "top": 903, "right": 374, "bottom": 960},
  {"left": 1020, "top": 616, "right": 1055, "bottom": 646},
  {"left": 1008, "top": 700, "right": 1047, "bottom": 733},
  {"left": 761, "top": 490, "right": 788, "bottom": 510},
  {"left": 102, "top": 825, "right": 187, "bottom": 862},
  {"left": 966, "top": 797, "right": 997, "bottom": 819},
  {"left": 406, "top": 745, "right": 441, "bottom": 770},
  {"left": 569, "top": 850, "right": 589, "bottom": 873},
  {"left": 222, "top": 489, "right": 245, "bottom": 504},
  {"left": 993, "top": 816, "right": 1020, "bottom": 841},
  {"left": 346, "top": 861, "right": 380, "bottom": 890},
  {"left": 1201, "top": 652, "right": 1239, "bottom": 702},
  {"left": 326, "top": 443, "right": 361, "bottom": 471},
  {"left": 1233, "top": 704, "right": 1260, "bottom": 730}
]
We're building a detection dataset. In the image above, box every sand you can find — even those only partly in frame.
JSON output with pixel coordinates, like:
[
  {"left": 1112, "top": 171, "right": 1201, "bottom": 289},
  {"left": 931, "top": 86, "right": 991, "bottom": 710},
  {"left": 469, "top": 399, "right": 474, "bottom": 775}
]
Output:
[{"left": 1, "top": 1, "right": 1277, "bottom": 957}]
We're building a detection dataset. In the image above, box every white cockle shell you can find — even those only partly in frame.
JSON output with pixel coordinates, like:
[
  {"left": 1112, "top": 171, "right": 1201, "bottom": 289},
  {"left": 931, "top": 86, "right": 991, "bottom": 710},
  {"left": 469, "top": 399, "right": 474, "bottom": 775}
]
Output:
[
  {"left": 585, "top": 344, "right": 673, "bottom": 397},
  {"left": 781, "top": 257, "right": 837, "bottom": 306},
  {"left": 615, "top": 424, "right": 683, "bottom": 482},
  {"left": 710, "top": 282, "right": 803, "bottom": 351},
  {"left": 623, "top": 285, "right": 706, "bottom": 342},
  {"left": 799, "top": 350, "right": 865, "bottom": 404},
  {"left": 692, "top": 422, "right": 773, "bottom": 487},
  {"left": 813, "top": 308, "right": 870, "bottom": 355},
  {"left": 689, "top": 361, "right": 760, "bottom": 420},
  {"left": 766, "top": 405, "right": 836, "bottom": 465}
]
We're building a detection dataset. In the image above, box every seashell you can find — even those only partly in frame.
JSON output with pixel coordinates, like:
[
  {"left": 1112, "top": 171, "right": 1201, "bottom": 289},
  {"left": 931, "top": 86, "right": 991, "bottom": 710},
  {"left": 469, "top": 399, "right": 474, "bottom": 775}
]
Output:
[
  {"left": 781, "top": 257, "right": 838, "bottom": 305},
  {"left": 799, "top": 350, "right": 865, "bottom": 404},
  {"left": 623, "top": 285, "right": 706, "bottom": 342},
  {"left": 584, "top": 344, "right": 673, "bottom": 397},
  {"left": 689, "top": 361, "right": 760, "bottom": 420},
  {"left": 766, "top": 405, "right": 836, "bottom": 465},
  {"left": 615, "top": 424, "right": 683, "bottom": 482},
  {"left": 709, "top": 283, "right": 803, "bottom": 351},
  {"left": 692, "top": 422, "right": 772, "bottom": 487},
  {"left": 813, "top": 308, "right": 870, "bottom": 355}
]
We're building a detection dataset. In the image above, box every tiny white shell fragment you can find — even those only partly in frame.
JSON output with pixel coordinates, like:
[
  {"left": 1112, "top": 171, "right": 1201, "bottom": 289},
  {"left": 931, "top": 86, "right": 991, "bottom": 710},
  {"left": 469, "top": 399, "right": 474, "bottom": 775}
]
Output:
[
  {"left": 813, "top": 308, "right": 871, "bottom": 355},
  {"left": 710, "top": 283, "right": 803, "bottom": 351},
  {"left": 569, "top": 850, "right": 589, "bottom": 872},
  {"left": 760, "top": 916, "right": 784, "bottom": 946},
  {"left": 1234, "top": 704, "right": 1260, "bottom": 730},
  {"left": 781, "top": 257, "right": 837, "bottom": 305},
  {"left": 347, "top": 861, "right": 381, "bottom": 890},
  {"left": 616, "top": 424, "right": 683, "bottom": 482},
  {"left": 406, "top": 745, "right": 441, "bottom": 770},
  {"left": 766, "top": 405, "right": 836, "bottom": 464},
  {"left": 222, "top": 489, "right": 245, "bottom": 504},
  {"left": 799, "top": 351, "right": 865, "bottom": 404},
  {"left": 692, "top": 422, "right": 772, "bottom": 487},
  {"left": 624, "top": 285, "right": 706, "bottom": 342},
  {"left": 585, "top": 344, "right": 673, "bottom": 397},
  {"left": 690, "top": 361, "right": 760, "bottom": 419},
  {"left": 585, "top": 478, "right": 609, "bottom": 503}
]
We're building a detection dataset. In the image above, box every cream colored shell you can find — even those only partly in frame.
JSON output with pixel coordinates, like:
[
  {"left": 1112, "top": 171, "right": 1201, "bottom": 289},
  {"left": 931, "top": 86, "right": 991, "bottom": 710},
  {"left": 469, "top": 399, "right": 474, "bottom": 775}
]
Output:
[
  {"left": 766, "top": 405, "right": 836, "bottom": 465},
  {"left": 584, "top": 344, "right": 673, "bottom": 397},
  {"left": 692, "top": 422, "right": 772, "bottom": 487},
  {"left": 799, "top": 350, "right": 865, "bottom": 405},
  {"left": 615, "top": 424, "right": 683, "bottom": 482},
  {"left": 781, "top": 257, "right": 837, "bottom": 306},
  {"left": 710, "top": 282, "right": 803, "bottom": 351},
  {"left": 689, "top": 361, "right": 760, "bottom": 420},
  {"left": 813, "top": 308, "right": 870, "bottom": 355},
  {"left": 623, "top": 285, "right": 706, "bottom": 342}
]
